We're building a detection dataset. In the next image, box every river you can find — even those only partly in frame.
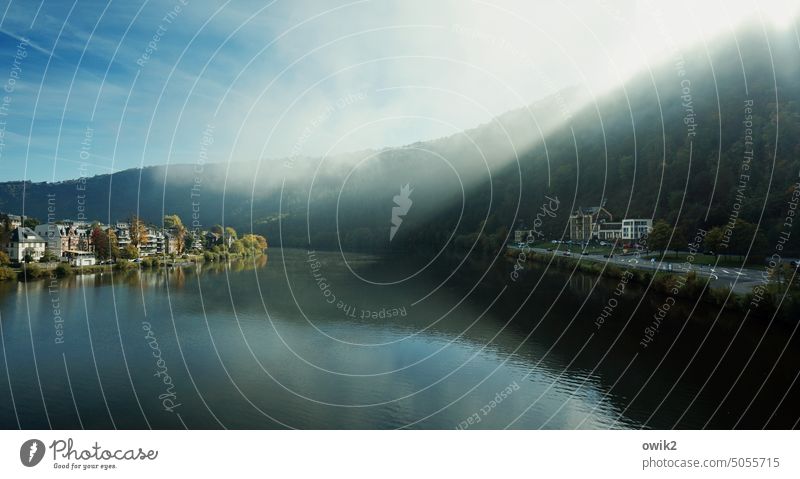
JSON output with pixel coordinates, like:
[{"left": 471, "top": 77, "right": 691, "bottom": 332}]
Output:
[{"left": 0, "top": 249, "right": 797, "bottom": 429}]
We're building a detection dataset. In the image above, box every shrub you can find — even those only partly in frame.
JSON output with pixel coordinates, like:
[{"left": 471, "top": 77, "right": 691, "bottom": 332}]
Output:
[
  {"left": 54, "top": 263, "right": 72, "bottom": 277},
  {"left": 18, "top": 263, "right": 46, "bottom": 281},
  {"left": 114, "top": 260, "right": 135, "bottom": 271},
  {"left": 0, "top": 266, "right": 16, "bottom": 281}
]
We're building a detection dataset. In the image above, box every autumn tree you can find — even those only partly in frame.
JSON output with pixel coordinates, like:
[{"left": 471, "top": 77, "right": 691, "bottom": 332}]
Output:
[
  {"left": 164, "top": 214, "right": 186, "bottom": 255},
  {"left": 129, "top": 216, "right": 149, "bottom": 254},
  {"left": 91, "top": 227, "right": 111, "bottom": 260}
]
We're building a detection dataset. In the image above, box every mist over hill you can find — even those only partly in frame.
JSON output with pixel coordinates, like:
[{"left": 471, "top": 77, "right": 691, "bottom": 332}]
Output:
[{"left": 2, "top": 22, "right": 799, "bottom": 257}]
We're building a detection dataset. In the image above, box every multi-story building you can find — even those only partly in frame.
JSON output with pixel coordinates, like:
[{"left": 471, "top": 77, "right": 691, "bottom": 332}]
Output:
[
  {"left": 140, "top": 228, "right": 165, "bottom": 256},
  {"left": 115, "top": 223, "right": 131, "bottom": 250},
  {"left": 164, "top": 231, "right": 183, "bottom": 255},
  {"left": 621, "top": 219, "right": 653, "bottom": 241},
  {"left": 34, "top": 224, "right": 67, "bottom": 257},
  {"left": 596, "top": 221, "right": 623, "bottom": 241},
  {"left": 568, "top": 205, "right": 613, "bottom": 241},
  {"left": 34, "top": 224, "right": 94, "bottom": 257},
  {"left": 6, "top": 227, "right": 47, "bottom": 263},
  {"left": 189, "top": 232, "right": 204, "bottom": 252}
]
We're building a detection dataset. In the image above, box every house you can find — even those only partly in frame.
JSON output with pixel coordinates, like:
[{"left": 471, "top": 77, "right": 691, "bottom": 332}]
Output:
[
  {"left": 513, "top": 229, "right": 533, "bottom": 243},
  {"left": 34, "top": 224, "right": 94, "bottom": 257},
  {"left": 568, "top": 205, "right": 613, "bottom": 241},
  {"left": 140, "top": 227, "right": 165, "bottom": 256},
  {"left": 1, "top": 213, "right": 23, "bottom": 229},
  {"left": 596, "top": 221, "right": 623, "bottom": 241},
  {"left": 164, "top": 231, "right": 182, "bottom": 255},
  {"left": 34, "top": 224, "right": 67, "bottom": 257},
  {"left": 6, "top": 227, "right": 47, "bottom": 263},
  {"left": 63, "top": 250, "right": 96, "bottom": 266},
  {"left": 73, "top": 227, "right": 93, "bottom": 252},
  {"left": 622, "top": 219, "right": 653, "bottom": 241},
  {"left": 189, "top": 233, "right": 204, "bottom": 252},
  {"left": 115, "top": 223, "right": 131, "bottom": 250},
  {"left": 205, "top": 231, "right": 221, "bottom": 249}
]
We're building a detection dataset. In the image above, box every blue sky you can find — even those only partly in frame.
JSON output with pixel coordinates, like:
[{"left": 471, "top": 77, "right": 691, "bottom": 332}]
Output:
[{"left": 0, "top": 0, "right": 796, "bottom": 182}]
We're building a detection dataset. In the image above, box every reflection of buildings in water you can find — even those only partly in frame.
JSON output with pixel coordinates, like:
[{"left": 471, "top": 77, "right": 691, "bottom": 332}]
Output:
[
  {"left": 171, "top": 266, "right": 186, "bottom": 289},
  {"left": 568, "top": 272, "right": 595, "bottom": 297}
]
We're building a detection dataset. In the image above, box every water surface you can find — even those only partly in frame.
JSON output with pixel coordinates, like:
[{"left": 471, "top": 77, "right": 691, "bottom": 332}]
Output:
[{"left": 0, "top": 249, "right": 797, "bottom": 429}]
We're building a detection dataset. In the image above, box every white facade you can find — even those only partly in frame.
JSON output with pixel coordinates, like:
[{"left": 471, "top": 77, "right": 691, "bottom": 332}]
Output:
[
  {"left": 6, "top": 227, "right": 47, "bottom": 262},
  {"left": 66, "top": 251, "right": 96, "bottom": 266},
  {"left": 622, "top": 219, "right": 653, "bottom": 240}
]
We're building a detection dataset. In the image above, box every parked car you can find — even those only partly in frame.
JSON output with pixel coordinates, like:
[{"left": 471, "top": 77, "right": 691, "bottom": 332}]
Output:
[
  {"left": 603, "top": 254, "right": 614, "bottom": 258},
  {"left": 563, "top": 251, "right": 572, "bottom": 257}
]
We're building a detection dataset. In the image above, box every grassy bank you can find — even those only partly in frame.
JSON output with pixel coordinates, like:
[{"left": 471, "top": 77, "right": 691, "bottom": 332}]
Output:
[{"left": 507, "top": 249, "right": 800, "bottom": 322}]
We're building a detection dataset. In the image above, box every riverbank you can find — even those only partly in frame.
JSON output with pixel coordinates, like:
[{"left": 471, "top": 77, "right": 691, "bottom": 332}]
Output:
[
  {"left": 0, "top": 250, "right": 268, "bottom": 282},
  {"left": 506, "top": 247, "right": 799, "bottom": 323}
]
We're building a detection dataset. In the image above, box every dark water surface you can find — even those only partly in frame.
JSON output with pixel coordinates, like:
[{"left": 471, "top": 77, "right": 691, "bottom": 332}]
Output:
[{"left": 0, "top": 249, "right": 798, "bottom": 429}]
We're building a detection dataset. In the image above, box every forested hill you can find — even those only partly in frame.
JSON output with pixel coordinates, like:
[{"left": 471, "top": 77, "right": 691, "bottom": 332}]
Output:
[
  {"left": 395, "top": 22, "right": 800, "bottom": 257},
  {"left": 1, "top": 22, "right": 799, "bottom": 257}
]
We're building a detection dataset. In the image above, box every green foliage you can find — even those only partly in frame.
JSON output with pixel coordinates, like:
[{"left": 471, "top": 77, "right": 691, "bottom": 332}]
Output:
[
  {"left": 703, "top": 227, "right": 724, "bottom": 254},
  {"left": 121, "top": 244, "right": 139, "bottom": 260},
  {"left": 18, "top": 263, "right": 46, "bottom": 281},
  {"left": 0, "top": 251, "right": 10, "bottom": 266},
  {"left": 54, "top": 263, "right": 72, "bottom": 277},
  {"left": 647, "top": 220, "right": 672, "bottom": 254},
  {"left": 114, "top": 260, "right": 136, "bottom": 271},
  {"left": 0, "top": 266, "right": 15, "bottom": 281},
  {"left": 91, "top": 227, "right": 115, "bottom": 260},
  {"left": 39, "top": 250, "right": 59, "bottom": 263},
  {"left": 22, "top": 217, "right": 40, "bottom": 228}
]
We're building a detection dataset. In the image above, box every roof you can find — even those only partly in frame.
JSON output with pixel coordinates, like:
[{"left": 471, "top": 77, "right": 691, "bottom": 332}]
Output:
[{"left": 10, "top": 227, "right": 46, "bottom": 244}]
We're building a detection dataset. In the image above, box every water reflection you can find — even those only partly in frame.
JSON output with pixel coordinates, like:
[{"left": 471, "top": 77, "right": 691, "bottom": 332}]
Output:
[{"left": 0, "top": 250, "right": 797, "bottom": 429}]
